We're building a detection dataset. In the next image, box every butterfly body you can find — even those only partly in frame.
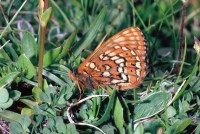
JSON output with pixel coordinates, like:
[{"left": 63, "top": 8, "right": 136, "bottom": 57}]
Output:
[{"left": 69, "top": 27, "right": 147, "bottom": 91}]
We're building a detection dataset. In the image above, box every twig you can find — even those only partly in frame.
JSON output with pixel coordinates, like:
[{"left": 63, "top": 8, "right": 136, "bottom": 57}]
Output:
[
  {"left": 176, "top": 3, "right": 186, "bottom": 74},
  {"left": 0, "top": 40, "right": 10, "bottom": 50},
  {"left": 167, "top": 80, "right": 186, "bottom": 107},
  {"left": 37, "top": 0, "right": 50, "bottom": 88},
  {"left": 0, "top": 120, "right": 10, "bottom": 134},
  {"left": 74, "top": 122, "right": 106, "bottom": 134}
]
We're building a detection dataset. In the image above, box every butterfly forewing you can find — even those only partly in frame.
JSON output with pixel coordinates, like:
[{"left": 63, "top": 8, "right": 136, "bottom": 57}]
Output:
[{"left": 74, "top": 27, "right": 147, "bottom": 90}]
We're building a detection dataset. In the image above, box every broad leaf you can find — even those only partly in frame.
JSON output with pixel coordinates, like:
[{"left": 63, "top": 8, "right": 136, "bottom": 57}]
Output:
[
  {"left": 134, "top": 91, "right": 172, "bottom": 122},
  {"left": 17, "top": 54, "right": 36, "bottom": 79}
]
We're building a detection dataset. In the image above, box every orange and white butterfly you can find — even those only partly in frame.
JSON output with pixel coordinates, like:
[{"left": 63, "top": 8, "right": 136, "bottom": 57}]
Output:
[{"left": 69, "top": 27, "right": 147, "bottom": 94}]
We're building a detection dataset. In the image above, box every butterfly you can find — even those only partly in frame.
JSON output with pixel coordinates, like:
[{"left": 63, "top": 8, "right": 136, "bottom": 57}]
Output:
[{"left": 69, "top": 27, "right": 147, "bottom": 95}]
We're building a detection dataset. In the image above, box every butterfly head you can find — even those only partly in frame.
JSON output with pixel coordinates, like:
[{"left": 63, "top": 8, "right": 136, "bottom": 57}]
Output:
[{"left": 69, "top": 69, "right": 78, "bottom": 81}]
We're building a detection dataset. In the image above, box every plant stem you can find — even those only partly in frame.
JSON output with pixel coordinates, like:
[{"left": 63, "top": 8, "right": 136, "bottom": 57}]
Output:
[
  {"left": 176, "top": 3, "right": 186, "bottom": 74},
  {"left": 38, "top": 26, "right": 46, "bottom": 88},
  {"left": 37, "top": 0, "right": 49, "bottom": 88}
]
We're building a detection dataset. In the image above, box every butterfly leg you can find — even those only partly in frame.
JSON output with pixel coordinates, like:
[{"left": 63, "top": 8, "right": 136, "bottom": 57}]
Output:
[
  {"left": 76, "top": 81, "right": 83, "bottom": 101},
  {"left": 99, "top": 85, "right": 111, "bottom": 95}
]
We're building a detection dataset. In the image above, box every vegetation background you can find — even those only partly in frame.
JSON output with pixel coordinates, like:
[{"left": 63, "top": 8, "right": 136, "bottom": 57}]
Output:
[{"left": 0, "top": 0, "right": 200, "bottom": 134}]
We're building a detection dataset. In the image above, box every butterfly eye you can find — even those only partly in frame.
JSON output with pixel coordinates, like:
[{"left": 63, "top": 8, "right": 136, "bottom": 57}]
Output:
[{"left": 73, "top": 69, "right": 78, "bottom": 76}]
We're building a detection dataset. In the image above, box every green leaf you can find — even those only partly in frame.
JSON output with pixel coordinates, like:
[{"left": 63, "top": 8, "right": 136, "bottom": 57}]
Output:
[
  {"left": 9, "top": 90, "right": 21, "bottom": 101},
  {"left": 43, "top": 47, "right": 62, "bottom": 67},
  {"left": 20, "top": 99, "right": 37, "bottom": 109},
  {"left": 66, "top": 124, "right": 79, "bottom": 134},
  {"left": 46, "top": 108, "right": 56, "bottom": 116},
  {"left": 134, "top": 123, "right": 144, "bottom": 134},
  {"left": 174, "top": 118, "right": 192, "bottom": 133},
  {"left": 9, "top": 122, "right": 23, "bottom": 134},
  {"left": 18, "top": 115, "right": 31, "bottom": 131},
  {"left": 57, "top": 86, "right": 73, "bottom": 105},
  {"left": 3, "top": 41, "right": 18, "bottom": 61},
  {"left": 70, "top": 6, "right": 107, "bottom": 60},
  {"left": 79, "top": 109, "right": 88, "bottom": 120},
  {"left": 47, "top": 118, "right": 55, "bottom": 128},
  {"left": 55, "top": 117, "right": 67, "bottom": 133},
  {"left": 0, "top": 72, "right": 19, "bottom": 87},
  {"left": 134, "top": 91, "right": 172, "bottom": 122},
  {"left": 166, "top": 106, "right": 176, "bottom": 118},
  {"left": 32, "top": 87, "right": 43, "bottom": 103},
  {"left": 0, "top": 98, "right": 13, "bottom": 109},
  {"left": 21, "top": 107, "right": 33, "bottom": 116},
  {"left": 195, "top": 122, "right": 200, "bottom": 134},
  {"left": 39, "top": 92, "right": 50, "bottom": 103},
  {"left": 35, "top": 114, "right": 44, "bottom": 127},
  {"left": 0, "top": 88, "right": 9, "bottom": 103},
  {"left": 41, "top": 7, "right": 52, "bottom": 27},
  {"left": 143, "top": 119, "right": 162, "bottom": 134},
  {"left": 113, "top": 97, "right": 124, "bottom": 133},
  {"left": 17, "top": 54, "right": 36, "bottom": 79},
  {"left": 101, "top": 124, "right": 116, "bottom": 134},
  {"left": 39, "top": 104, "right": 48, "bottom": 110},
  {"left": 21, "top": 32, "right": 37, "bottom": 59},
  {"left": 55, "top": 31, "right": 77, "bottom": 62},
  {"left": 92, "top": 89, "right": 116, "bottom": 126},
  {"left": 0, "top": 47, "right": 11, "bottom": 61},
  {"left": 43, "top": 128, "right": 51, "bottom": 134},
  {"left": 42, "top": 69, "right": 66, "bottom": 85},
  {"left": 189, "top": 75, "right": 200, "bottom": 93},
  {"left": 0, "top": 110, "right": 21, "bottom": 122}
]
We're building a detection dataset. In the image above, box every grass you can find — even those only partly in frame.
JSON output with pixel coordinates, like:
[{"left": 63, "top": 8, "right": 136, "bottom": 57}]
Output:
[{"left": 0, "top": 0, "right": 200, "bottom": 133}]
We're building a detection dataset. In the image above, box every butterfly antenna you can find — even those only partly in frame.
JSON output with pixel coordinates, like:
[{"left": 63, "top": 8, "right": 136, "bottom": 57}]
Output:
[
  {"left": 67, "top": 50, "right": 73, "bottom": 69},
  {"left": 68, "top": 50, "right": 79, "bottom": 70}
]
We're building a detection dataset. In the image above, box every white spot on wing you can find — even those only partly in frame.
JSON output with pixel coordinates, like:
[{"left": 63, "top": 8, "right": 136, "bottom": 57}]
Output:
[
  {"left": 136, "top": 56, "right": 140, "bottom": 61},
  {"left": 111, "top": 79, "right": 125, "bottom": 84},
  {"left": 111, "top": 56, "right": 119, "bottom": 60},
  {"left": 94, "top": 67, "right": 100, "bottom": 72},
  {"left": 99, "top": 54, "right": 104, "bottom": 59},
  {"left": 105, "top": 50, "right": 111, "bottom": 55},
  {"left": 122, "top": 30, "right": 129, "bottom": 34},
  {"left": 86, "top": 62, "right": 90, "bottom": 67},
  {"left": 121, "top": 73, "right": 127, "bottom": 81},
  {"left": 115, "top": 58, "right": 124, "bottom": 64},
  {"left": 105, "top": 65, "right": 111, "bottom": 70},
  {"left": 118, "top": 67, "right": 123, "bottom": 73},
  {"left": 136, "top": 36, "right": 140, "bottom": 40},
  {"left": 129, "top": 37, "right": 135, "bottom": 40},
  {"left": 136, "top": 62, "right": 141, "bottom": 69},
  {"left": 103, "top": 56, "right": 109, "bottom": 60},
  {"left": 114, "top": 37, "right": 125, "bottom": 43},
  {"left": 90, "top": 62, "right": 95, "bottom": 69},
  {"left": 133, "top": 32, "right": 139, "bottom": 36},
  {"left": 122, "top": 47, "right": 128, "bottom": 51},
  {"left": 119, "top": 63, "right": 124, "bottom": 67},
  {"left": 136, "top": 69, "right": 140, "bottom": 76},
  {"left": 131, "top": 28, "right": 137, "bottom": 32},
  {"left": 131, "top": 50, "right": 136, "bottom": 56},
  {"left": 114, "top": 46, "right": 120, "bottom": 49},
  {"left": 108, "top": 52, "right": 116, "bottom": 57},
  {"left": 102, "top": 71, "right": 110, "bottom": 77}
]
